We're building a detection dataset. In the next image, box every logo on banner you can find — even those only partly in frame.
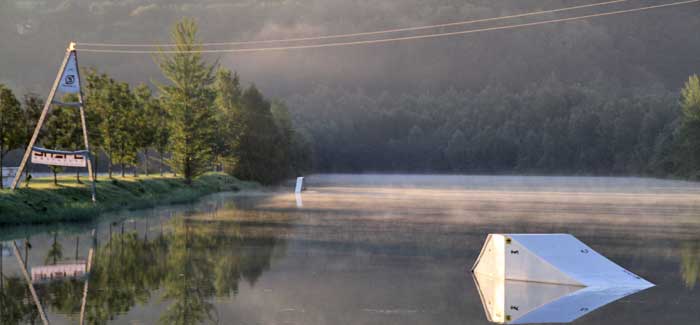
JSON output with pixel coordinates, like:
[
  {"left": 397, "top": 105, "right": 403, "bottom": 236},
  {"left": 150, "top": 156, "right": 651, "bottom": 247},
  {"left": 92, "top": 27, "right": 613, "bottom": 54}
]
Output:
[{"left": 58, "top": 52, "right": 80, "bottom": 94}]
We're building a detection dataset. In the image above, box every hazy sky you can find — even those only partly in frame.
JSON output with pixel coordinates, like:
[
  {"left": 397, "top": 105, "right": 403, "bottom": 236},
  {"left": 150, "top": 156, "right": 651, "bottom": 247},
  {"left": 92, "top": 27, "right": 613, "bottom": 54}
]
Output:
[{"left": 1, "top": 0, "right": 699, "bottom": 96}]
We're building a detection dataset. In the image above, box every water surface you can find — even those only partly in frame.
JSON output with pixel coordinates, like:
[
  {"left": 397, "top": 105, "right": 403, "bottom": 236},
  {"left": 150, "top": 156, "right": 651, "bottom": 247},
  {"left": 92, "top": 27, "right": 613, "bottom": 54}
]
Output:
[{"left": 1, "top": 174, "right": 699, "bottom": 324}]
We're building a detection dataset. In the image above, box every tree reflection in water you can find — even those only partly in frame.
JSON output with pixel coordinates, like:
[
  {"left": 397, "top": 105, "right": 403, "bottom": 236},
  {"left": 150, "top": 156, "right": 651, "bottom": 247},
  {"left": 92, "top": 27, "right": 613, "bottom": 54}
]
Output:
[
  {"left": 681, "top": 240, "right": 700, "bottom": 289},
  {"left": 0, "top": 216, "right": 284, "bottom": 324},
  {"left": 44, "top": 232, "right": 63, "bottom": 265},
  {"left": 160, "top": 219, "right": 217, "bottom": 325},
  {"left": 85, "top": 217, "right": 284, "bottom": 324},
  {"left": 0, "top": 275, "right": 38, "bottom": 324}
]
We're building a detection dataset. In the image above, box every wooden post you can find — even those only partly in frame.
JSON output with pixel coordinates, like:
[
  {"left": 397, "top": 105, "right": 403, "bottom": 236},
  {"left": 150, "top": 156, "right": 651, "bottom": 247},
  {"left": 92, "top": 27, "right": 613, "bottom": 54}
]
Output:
[
  {"left": 78, "top": 248, "right": 93, "bottom": 325},
  {"left": 72, "top": 43, "right": 97, "bottom": 202},
  {"left": 12, "top": 241, "right": 50, "bottom": 325},
  {"left": 78, "top": 230, "right": 96, "bottom": 325},
  {"left": 10, "top": 47, "right": 72, "bottom": 190}
]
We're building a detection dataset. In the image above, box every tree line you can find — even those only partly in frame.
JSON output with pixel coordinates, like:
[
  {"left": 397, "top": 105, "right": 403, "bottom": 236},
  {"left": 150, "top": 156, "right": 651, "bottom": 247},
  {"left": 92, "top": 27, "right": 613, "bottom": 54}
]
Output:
[
  {"left": 0, "top": 19, "right": 312, "bottom": 188},
  {"left": 287, "top": 75, "right": 700, "bottom": 178}
]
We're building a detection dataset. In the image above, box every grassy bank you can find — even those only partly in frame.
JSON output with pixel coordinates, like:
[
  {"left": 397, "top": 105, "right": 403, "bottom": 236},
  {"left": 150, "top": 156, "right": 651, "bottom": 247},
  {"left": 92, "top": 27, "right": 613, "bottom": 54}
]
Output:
[{"left": 0, "top": 172, "right": 258, "bottom": 225}]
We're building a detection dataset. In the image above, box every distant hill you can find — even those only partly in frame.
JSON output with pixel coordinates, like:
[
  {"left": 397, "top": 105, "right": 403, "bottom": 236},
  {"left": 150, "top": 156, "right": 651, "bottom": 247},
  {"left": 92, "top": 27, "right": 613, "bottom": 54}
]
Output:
[{"left": 1, "top": 0, "right": 699, "bottom": 96}]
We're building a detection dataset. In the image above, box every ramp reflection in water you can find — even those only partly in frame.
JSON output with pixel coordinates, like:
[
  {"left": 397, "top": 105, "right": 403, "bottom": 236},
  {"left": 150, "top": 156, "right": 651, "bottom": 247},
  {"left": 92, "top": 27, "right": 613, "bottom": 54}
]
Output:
[{"left": 472, "top": 234, "right": 654, "bottom": 324}]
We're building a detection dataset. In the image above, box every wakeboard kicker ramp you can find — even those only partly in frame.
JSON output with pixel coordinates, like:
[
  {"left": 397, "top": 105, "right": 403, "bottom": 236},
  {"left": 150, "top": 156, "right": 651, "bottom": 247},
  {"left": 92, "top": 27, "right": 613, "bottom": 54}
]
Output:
[{"left": 471, "top": 234, "right": 654, "bottom": 324}]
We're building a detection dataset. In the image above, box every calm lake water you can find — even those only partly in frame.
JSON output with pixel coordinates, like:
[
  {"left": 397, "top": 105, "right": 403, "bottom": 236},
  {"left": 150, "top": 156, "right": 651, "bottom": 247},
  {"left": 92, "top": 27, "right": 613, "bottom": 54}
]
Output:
[{"left": 1, "top": 174, "right": 700, "bottom": 324}]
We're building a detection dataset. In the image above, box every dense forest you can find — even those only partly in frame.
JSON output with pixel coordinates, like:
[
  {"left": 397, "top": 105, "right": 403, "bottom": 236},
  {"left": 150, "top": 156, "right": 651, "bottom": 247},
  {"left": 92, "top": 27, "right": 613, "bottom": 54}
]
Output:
[{"left": 286, "top": 78, "right": 694, "bottom": 176}]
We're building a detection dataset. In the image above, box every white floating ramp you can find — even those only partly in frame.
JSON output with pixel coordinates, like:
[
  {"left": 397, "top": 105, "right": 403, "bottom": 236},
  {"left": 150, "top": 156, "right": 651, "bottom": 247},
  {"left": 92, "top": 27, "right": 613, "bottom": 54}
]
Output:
[{"left": 472, "top": 234, "right": 654, "bottom": 324}]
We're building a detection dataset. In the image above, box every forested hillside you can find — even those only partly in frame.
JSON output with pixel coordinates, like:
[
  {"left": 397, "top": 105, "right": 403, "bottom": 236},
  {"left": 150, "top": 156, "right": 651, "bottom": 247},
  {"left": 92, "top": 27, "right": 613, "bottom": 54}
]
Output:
[{"left": 287, "top": 79, "right": 685, "bottom": 175}]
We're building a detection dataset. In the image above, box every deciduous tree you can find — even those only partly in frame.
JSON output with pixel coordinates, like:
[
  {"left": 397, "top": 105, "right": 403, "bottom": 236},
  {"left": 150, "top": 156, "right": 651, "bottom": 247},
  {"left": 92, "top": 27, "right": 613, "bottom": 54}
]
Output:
[
  {"left": 0, "top": 85, "right": 23, "bottom": 189},
  {"left": 213, "top": 69, "right": 242, "bottom": 173},
  {"left": 678, "top": 75, "right": 700, "bottom": 176},
  {"left": 232, "top": 85, "right": 286, "bottom": 184},
  {"left": 22, "top": 93, "right": 43, "bottom": 185}
]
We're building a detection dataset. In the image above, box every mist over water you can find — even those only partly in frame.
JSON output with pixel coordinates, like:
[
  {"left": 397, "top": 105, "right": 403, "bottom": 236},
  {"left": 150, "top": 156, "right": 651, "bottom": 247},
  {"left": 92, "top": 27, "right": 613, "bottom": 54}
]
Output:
[
  {"left": 306, "top": 174, "right": 700, "bottom": 193},
  {"left": 1, "top": 174, "right": 698, "bottom": 324}
]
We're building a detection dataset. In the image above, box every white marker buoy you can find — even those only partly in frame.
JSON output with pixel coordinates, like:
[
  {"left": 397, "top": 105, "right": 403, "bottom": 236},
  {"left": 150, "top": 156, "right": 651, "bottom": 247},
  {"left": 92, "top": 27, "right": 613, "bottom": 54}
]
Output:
[
  {"left": 295, "top": 177, "right": 304, "bottom": 193},
  {"left": 472, "top": 234, "right": 654, "bottom": 324}
]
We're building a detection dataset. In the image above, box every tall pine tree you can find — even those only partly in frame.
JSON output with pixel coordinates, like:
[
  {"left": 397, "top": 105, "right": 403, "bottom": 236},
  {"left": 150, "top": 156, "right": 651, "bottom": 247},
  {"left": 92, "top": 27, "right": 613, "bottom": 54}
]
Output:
[{"left": 156, "top": 18, "right": 216, "bottom": 184}]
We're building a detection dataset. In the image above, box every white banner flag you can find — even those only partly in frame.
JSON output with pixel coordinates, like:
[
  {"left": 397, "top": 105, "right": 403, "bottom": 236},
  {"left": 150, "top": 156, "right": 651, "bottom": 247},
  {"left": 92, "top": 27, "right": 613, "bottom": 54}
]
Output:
[
  {"left": 31, "top": 149, "right": 88, "bottom": 167},
  {"left": 58, "top": 52, "right": 80, "bottom": 94}
]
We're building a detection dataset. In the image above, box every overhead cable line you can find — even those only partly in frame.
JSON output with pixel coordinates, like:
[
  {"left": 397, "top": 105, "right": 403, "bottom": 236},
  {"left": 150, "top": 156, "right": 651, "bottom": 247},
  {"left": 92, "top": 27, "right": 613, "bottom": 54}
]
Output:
[
  {"left": 77, "top": 0, "right": 628, "bottom": 48},
  {"left": 75, "top": 0, "right": 700, "bottom": 54}
]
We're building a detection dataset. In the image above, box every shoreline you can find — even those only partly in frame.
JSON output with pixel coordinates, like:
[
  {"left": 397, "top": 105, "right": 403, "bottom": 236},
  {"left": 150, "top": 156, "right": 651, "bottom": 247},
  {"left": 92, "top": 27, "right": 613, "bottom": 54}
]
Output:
[{"left": 0, "top": 172, "right": 259, "bottom": 226}]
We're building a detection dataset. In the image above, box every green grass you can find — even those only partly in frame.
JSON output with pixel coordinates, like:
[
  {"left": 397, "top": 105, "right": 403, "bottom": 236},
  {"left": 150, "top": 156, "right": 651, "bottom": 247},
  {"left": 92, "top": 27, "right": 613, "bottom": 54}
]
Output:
[{"left": 0, "top": 172, "right": 258, "bottom": 225}]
